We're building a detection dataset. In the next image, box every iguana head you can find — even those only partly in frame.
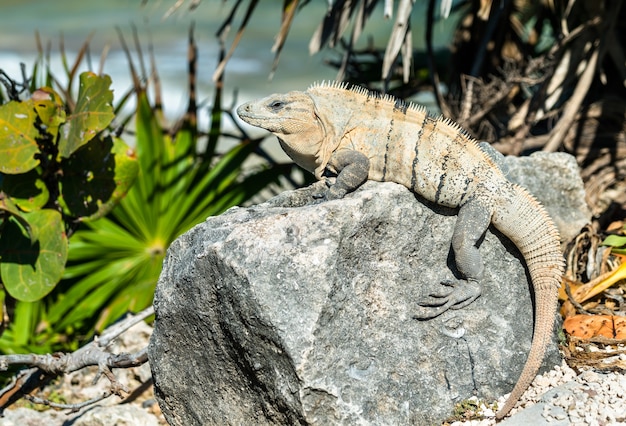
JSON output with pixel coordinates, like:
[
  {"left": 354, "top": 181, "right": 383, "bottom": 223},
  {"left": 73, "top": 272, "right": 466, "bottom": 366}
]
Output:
[{"left": 237, "top": 91, "right": 337, "bottom": 179}]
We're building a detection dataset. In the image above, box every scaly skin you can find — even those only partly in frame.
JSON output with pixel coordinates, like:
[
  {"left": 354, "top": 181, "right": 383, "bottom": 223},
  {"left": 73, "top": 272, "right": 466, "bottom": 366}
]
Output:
[{"left": 237, "top": 81, "right": 564, "bottom": 419}]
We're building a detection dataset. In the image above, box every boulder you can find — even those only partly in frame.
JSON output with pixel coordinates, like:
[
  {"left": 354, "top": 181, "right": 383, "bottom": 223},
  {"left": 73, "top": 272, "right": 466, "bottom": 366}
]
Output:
[
  {"left": 149, "top": 152, "right": 590, "bottom": 425},
  {"left": 502, "top": 151, "right": 591, "bottom": 244}
]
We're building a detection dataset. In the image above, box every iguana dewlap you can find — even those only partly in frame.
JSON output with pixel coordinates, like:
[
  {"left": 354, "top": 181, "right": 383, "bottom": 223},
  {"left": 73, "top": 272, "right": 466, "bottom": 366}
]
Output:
[{"left": 236, "top": 81, "right": 564, "bottom": 419}]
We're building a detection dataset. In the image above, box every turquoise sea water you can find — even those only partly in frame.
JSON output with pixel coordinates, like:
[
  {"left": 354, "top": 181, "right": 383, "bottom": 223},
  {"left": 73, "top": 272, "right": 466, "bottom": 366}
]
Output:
[
  {"left": 1, "top": 1, "right": 334, "bottom": 115},
  {"left": 0, "top": 1, "right": 458, "bottom": 137}
]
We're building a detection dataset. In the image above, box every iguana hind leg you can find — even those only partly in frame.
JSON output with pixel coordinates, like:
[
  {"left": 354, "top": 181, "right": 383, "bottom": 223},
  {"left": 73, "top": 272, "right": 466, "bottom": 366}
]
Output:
[{"left": 414, "top": 200, "right": 492, "bottom": 319}]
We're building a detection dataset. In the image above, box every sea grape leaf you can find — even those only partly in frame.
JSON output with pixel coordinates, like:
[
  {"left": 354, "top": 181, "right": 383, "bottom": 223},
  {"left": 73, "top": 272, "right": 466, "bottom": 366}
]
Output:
[
  {"left": 59, "top": 135, "right": 138, "bottom": 220},
  {"left": 31, "top": 87, "right": 66, "bottom": 140},
  {"left": 81, "top": 136, "right": 138, "bottom": 221},
  {"left": 0, "top": 191, "right": 22, "bottom": 218},
  {"left": 57, "top": 72, "right": 115, "bottom": 159},
  {"left": 0, "top": 192, "right": 34, "bottom": 242},
  {"left": 2, "top": 169, "right": 50, "bottom": 212},
  {"left": 0, "top": 209, "right": 68, "bottom": 302},
  {"left": 0, "top": 100, "right": 41, "bottom": 174}
]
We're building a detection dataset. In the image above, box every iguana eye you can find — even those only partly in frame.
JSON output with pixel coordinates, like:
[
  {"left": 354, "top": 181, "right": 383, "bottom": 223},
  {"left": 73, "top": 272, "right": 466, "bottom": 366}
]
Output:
[{"left": 269, "top": 100, "right": 285, "bottom": 111}]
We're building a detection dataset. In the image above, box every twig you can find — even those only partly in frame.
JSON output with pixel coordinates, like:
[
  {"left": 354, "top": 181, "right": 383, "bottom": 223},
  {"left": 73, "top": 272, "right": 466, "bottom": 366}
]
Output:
[
  {"left": 0, "top": 68, "right": 29, "bottom": 100},
  {"left": 213, "top": 0, "right": 259, "bottom": 82},
  {"left": 425, "top": 0, "right": 450, "bottom": 117},
  {"left": 543, "top": 47, "right": 599, "bottom": 152},
  {"left": 564, "top": 279, "right": 592, "bottom": 315},
  {"left": 25, "top": 391, "right": 113, "bottom": 413},
  {"left": 458, "top": 77, "right": 474, "bottom": 123},
  {"left": 464, "top": 84, "right": 512, "bottom": 128},
  {"left": 0, "top": 306, "right": 154, "bottom": 413},
  {"left": 469, "top": 0, "right": 511, "bottom": 78},
  {"left": 97, "top": 306, "right": 154, "bottom": 347}
]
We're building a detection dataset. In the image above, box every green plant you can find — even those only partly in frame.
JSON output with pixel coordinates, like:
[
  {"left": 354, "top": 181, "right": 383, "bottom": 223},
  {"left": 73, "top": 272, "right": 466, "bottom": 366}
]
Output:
[
  {"left": 602, "top": 226, "right": 626, "bottom": 256},
  {"left": 0, "top": 70, "right": 138, "bottom": 304},
  {"left": 444, "top": 397, "right": 494, "bottom": 423},
  {"left": 0, "top": 29, "right": 291, "bottom": 354}
]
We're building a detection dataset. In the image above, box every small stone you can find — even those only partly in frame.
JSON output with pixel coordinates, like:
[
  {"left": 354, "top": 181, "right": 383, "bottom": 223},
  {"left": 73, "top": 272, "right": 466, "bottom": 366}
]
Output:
[
  {"left": 579, "top": 370, "right": 601, "bottom": 383},
  {"left": 72, "top": 405, "right": 160, "bottom": 426},
  {"left": 534, "top": 375, "right": 552, "bottom": 387},
  {"left": 544, "top": 404, "right": 568, "bottom": 421}
]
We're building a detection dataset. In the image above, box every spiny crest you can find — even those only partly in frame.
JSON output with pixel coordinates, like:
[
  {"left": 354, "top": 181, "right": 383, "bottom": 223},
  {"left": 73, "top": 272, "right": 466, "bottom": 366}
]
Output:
[
  {"left": 309, "top": 81, "right": 474, "bottom": 137},
  {"left": 309, "top": 80, "right": 350, "bottom": 91},
  {"left": 308, "top": 81, "right": 493, "bottom": 164},
  {"left": 309, "top": 81, "right": 426, "bottom": 114},
  {"left": 513, "top": 183, "right": 563, "bottom": 242}
]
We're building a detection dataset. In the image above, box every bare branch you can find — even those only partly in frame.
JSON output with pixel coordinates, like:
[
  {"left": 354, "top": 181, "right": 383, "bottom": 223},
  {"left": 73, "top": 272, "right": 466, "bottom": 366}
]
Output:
[
  {"left": 381, "top": 0, "right": 413, "bottom": 81},
  {"left": 543, "top": 47, "right": 599, "bottom": 152},
  {"left": 425, "top": 0, "right": 450, "bottom": 117},
  {"left": 213, "top": 0, "right": 259, "bottom": 82},
  {"left": 0, "top": 306, "right": 154, "bottom": 413},
  {"left": 25, "top": 391, "right": 113, "bottom": 413}
]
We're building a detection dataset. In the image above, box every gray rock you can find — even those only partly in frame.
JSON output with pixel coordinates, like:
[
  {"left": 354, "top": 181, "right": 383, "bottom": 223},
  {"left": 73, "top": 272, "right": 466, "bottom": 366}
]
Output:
[
  {"left": 477, "top": 145, "right": 591, "bottom": 244},
  {"left": 0, "top": 404, "right": 159, "bottom": 426},
  {"left": 503, "top": 152, "right": 591, "bottom": 244},
  {"left": 0, "top": 408, "right": 67, "bottom": 426},
  {"left": 149, "top": 153, "right": 589, "bottom": 425},
  {"left": 499, "top": 382, "right": 579, "bottom": 426},
  {"left": 71, "top": 405, "right": 160, "bottom": 426}
]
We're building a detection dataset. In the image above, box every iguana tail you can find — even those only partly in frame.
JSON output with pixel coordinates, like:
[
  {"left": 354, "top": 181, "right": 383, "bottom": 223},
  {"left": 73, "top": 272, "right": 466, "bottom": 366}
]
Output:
[{"left": 491, "top": 183, "right": 564, "bottom": 419}]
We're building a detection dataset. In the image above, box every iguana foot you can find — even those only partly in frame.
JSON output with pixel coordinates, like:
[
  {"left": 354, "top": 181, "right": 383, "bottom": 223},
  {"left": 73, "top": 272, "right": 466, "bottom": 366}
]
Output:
[
  {"left": 312, "top": 188, "right": 347, "bottom": 201},
  {"left": 413, "top": 278, "right": 481, "bottom": 319},
  {"left": 312, "top": 177, "right": 350, "bottom": 201}
]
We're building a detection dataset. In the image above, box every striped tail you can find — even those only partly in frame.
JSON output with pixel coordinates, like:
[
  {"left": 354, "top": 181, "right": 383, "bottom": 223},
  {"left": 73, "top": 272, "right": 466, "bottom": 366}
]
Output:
[{"left": 491, "top": 183, "right": 564, "bottom": 419}]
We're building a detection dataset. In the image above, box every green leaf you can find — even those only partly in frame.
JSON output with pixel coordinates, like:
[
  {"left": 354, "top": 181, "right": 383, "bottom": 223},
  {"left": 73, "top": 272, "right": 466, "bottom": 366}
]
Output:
[
  {"left": 0, "top": 209, "right": 68, "bottom": 302},
  {"left": 0, "top": 288, "right": 5, "bottom": 331},
  {"left": 0, "top": 100, "right": 41, "bottom": 174},
  {"left": 0, "top": 193, "right": 35, "bottom": 242},
  {"left": 59, "top": 257, "right": 158, "bottom": 333},
  {"left": 57, "top": 72, "right": 115, "bottom": 159},
  {"left": 59, "top": 135, "right": 138, "bottom": 220},
  {"left": 55, "top": 258, "right": 134, "bottom": 328},
  {"left": 602, "top": 234, "right": 626, "bottom": 248},
  {"left": 42, "top": 29, "right": 292, "bottom": 341},
  {"left": 31, "top": 87, "right": 67, "bottom": 140},
  {"left": 2, "top": 169, "right": 50, "bottom": 212},
  {"left": 0, "top": 300, "right": 58, "bottom": 354},
  {"left": 94, "top": 263, "right": 157, "bottom": 331},
  {"left": 134, "top": 89, "right": 165, "bottom": 197},
  {"left": 10, "top": 301, "right": 36, "bottom": 347},
  {"left": 83, "top": 136, "right": 138, "bottom": 221}
]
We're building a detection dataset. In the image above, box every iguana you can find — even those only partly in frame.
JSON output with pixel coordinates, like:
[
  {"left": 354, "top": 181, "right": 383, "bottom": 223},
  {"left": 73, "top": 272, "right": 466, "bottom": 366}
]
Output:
[{"left": 236, "top": 81, "right": 564, "bottom": 419}]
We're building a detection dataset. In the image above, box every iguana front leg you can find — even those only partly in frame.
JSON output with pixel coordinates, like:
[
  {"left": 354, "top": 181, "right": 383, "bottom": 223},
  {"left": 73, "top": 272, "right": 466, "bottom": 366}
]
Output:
[
  {"left": 414, "top": 199, "right": 492, "bottom": 319},
  {"left": 319, "top": 149, "right": 370, "bottom": 200}
]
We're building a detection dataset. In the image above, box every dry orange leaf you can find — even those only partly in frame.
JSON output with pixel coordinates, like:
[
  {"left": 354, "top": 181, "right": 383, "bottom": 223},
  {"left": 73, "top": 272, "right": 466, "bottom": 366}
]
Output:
[
  {"left": 606, "top": 220, "right": 624, "bottom": 233},
  {"left": 558, "top": 277, "right": 584, "bottom": 301},
  {"left": 560, "top": 260, "right": 626, "bottom": 317},
  {"left": 563, "top": 314, "right": 626, "bottom": 339},
  {"left": 615, "top": 317, "right": 626, "bottom": 339}
]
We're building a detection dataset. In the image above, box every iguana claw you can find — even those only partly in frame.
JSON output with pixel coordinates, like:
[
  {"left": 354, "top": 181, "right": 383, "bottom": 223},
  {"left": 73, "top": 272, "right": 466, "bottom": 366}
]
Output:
[{"left": 413, "top": 278, "right": 481, "bottom": 320}]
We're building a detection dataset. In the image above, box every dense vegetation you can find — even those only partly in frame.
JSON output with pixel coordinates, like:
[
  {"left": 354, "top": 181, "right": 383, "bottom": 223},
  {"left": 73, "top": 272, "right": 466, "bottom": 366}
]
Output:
[{"left": 0, "top": 28, "right": 291, "bottom": 354}]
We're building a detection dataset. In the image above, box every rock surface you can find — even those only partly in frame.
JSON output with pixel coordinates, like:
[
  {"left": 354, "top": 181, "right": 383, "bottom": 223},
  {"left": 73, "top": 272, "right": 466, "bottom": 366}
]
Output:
[
  {"left": 502, "top": 152, "right": 590, "bottom": 244},
  {"left": 149, "top": 153, "right": 590, "bottom": 425}
]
